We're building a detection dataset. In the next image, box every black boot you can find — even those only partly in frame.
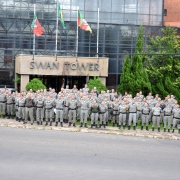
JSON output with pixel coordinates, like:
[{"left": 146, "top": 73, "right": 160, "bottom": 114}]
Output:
[
  {"left": 133, "top": 126, "right": 136, "bottom": 131},
  {"left": 40, "top": 121, "right": 42, "bottom": 125},
  {"left": 152, "top": 127, "right": 154, "bottom": 131},
  {"left": 146, "top": 126, "right": 149, "bottom": 131},
  {"left": 141, "top": 126, "right": 143, "bottom": 130},
  {"left": 158, "top": 127, "right": 160, "bottom": 132},
  {"left": 50, "top": 122, "right": 52, "bottom": 126},
  {"left": 95, "top": 124, "right": 98, "bottom": 128},
  {"left": 37, "top": 121, "right": 39, "bottom": 125},
  {"left": 68, "top": 122, "right": 71, "bottom": 127},
  {"left": 55, "top": 122, "right": 58, "bottom": 126},
  {"left": 128, "top": 126, "right": 130, "bottom": 130},
  {"left": 45, "top": 122, "right": 48, "bottom": 126},
  {"left": 106, "top": 122, "right": 108, "bottom": 126},
  {"left": 119, "top": 125, "right": 121, "bottom": 129},
  {"left": 85, "top": 123, "right": 88, "bottom": 128},
  {"left": 172, "top": 129, "right": 174, "bottom": 133},
  {"left": 164, "top": 128, "right": 166, "bottom": 132},
  {"left": 104, "top": 124, "right": 106, "bottom": 128},
  {"left": 16, "top": 117, "right": 18, "bottom": 121},
  {"left": 80, "top": 123, "right": 83, "bottom": 128},
  {"left": 168, "top": 129, "right": 170, "bottom": 132},
  {"left": 91, "top": 124, "right": 93, "bottom": 128},
  {"left": 7, "top": 116, "right": 10, "bottom": 119},
  {"left": 18, "top": 118, "right": 21, "bottom": 122},
  {"left": 60, "top": 122, "right": 63, "bottom": 127},
  {"left": 112, "top": 123, "right": 115, "bottom": 127},
  {"left": 178, "top": 129, "right": 180, "bottom": 134},
  {"left": 99, "top": 124, "right": 101, "bottom": 128},
  {"left": 73, "top": 123, "right": 76, "bottom": 127}
]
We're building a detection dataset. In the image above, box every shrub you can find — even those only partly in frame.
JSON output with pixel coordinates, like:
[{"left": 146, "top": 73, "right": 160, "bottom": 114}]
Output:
[{"left": 26, "top": 78, "right": 46, "bottom": 92}]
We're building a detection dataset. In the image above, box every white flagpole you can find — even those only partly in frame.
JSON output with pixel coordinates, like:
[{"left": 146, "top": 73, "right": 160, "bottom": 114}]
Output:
[
  {"left": 97, "top": 7, "right": 99, "bottom": 58},
  {"left": 33, "top": 4, "right": 36, "bottom": 60},
  {"left": 76, "top": 6, "right": 79, "bottom": 62},
  {"left": 55, "top": 0, "right": 59, "bottom": 60}
]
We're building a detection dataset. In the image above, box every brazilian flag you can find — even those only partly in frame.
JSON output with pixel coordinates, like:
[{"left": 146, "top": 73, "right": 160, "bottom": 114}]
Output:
[{"left": 58, "top": 1, "right": 65, "bottom": 29}]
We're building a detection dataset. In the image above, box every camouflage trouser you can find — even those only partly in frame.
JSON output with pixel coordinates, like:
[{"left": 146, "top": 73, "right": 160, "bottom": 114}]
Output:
[
  {"left": 119, "top": 113, "right": 126, "bottom": 126},
  {"left": 152, "top": 115, "right": 160, "bottom": 128},
  {"left": 112, "top": 111, "right": 119, "bottom": 123},
  {"left": 25, "top": 107, "right": 34, "bottom": 123},
  {"left": 80, "top": 109, "right": 88, "bottom": 123},
  {"left": 99, "top": 113, "right": 106, "bottom": 124},
  {"left": 18, "top": 107, "right": 25, "bottom": 120},
  {"left": 163, "top": 115, "right": 171, "bottom": 129},
  {"left": 68, "top": 109, "right": 76, "bottom": 123},
  {"left": 0, "top": 102, "right": 6, "bottom": 116},
  {"left": 36, "top": 107, "right": 44, "bottom": 122},
  {"left": 46, "top": 109, "right": 52, "bottom": 122},
  {"left": 141, "top": 114, "right": 149, "bottom": 126},
  {"left": 128, "top": 113, "right": 137, "bottom": 126},
  {"left": 56, "top": 109, "right": 63, "bottom": 122},
  {"left": 91, "top": 113, "right": 98, "bottom": 125},
  {"left": 7, "top": 104, "right": 14, "bottom": 116}
]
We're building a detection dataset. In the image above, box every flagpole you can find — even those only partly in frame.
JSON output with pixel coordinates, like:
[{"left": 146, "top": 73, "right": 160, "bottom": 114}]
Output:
[
  {"left": 55, "top": 0, "right": 59, "bottom": 61},
  {"left": 32, "top": 4, "right": 36, "bottom": 60},
  {"left": 76, "top": 6, "right": 79, "bottom": 62},
  {"left": 97, "top": 7, "right": 99, "bottom": 60}
]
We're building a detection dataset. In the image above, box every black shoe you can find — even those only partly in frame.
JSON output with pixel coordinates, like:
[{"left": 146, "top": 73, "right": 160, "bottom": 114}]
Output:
[
  {"left": 99, "top": 124, "right": 101, "bottom": 128},
  {"left": 133, "top": 126, "right": 136, "bottom": 131},
  {"left": 50, "top": 122, "right": 52, "bottom": 126},
  {"left": 7, "top": 116, "right": 10, "bottom": 119},
  {"left": 112, "top": 123, "right": 115, "bottom": 127},
  {"left": 68, "top": 122, "right": 71, "bottom": 127},
  {"left": 95, "top": 125, "right": 98, "bottom": 128},
  {"left": 37, "top": 121, "right": 39, "bottom": 125},
  {"left": 55, "top": 122, "right": 58, "bottom": 126},
  {"left": 104, "top": 124, "right": 106, "bottom": 128},
  {"left": 73, "top": 123, "right": 76, "bottom": 127},
  {"left": 152, "top": 127, "right": 154, "bottom": 131},
  {"left": 106, "top": 122, "right": 108, "bottom": 126},
  {"left": 60, "top": 122, "right": 63, "bottom": 127},
  {"left": 31, "top": 123, "right": 33, "bottom": 125},
  {"left": 80, "top": 123, "right": 83, "bottom": 128},
  {"left": 18, "top": 118, "right": 21, "bottom": 122},
  {"left": 91, "top": 125, "right": 93, "bottom": 128},
  {"left": 172, "top": 129, "right": 174, "bottom": 133},
  {"left": 128, "top": 126, "right": 130, "bottom": 130},
  {"left": 158, "top": 127, "right": 160, "bottom": 132},
  {"left": 168, "top": 129, "right": 170, "bottom": 132},
  {"left": 164, "top": 128, "right": 166, "bottom": 132},
  {"left": 85, "top": 123, "right": 88, "bottom": 128},
  {"left": 178, "top": 129, "right": 180, "bottom": 134},
  {"left": 141, "top": 126, "right": 143, "bottom": 130},
  {"left": 40, "top": 121, "right": 42, "bottom": 125},
  {"left": 45, "top": 122, "right": 48, "bottom": 126},
  {"left": 146, "top": 126, "right": 149, "bottom": 131},
  {"left": 23, "top": 122, "right": 27, "bottom": 124}
]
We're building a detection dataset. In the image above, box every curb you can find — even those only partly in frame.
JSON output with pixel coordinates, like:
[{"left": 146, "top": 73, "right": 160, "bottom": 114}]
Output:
[{"left": 1, "top": 121, "right": 180, "bottom": 140}]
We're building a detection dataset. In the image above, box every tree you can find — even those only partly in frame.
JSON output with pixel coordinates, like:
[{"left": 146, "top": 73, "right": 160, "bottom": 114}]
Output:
[
  {"left": 146, "top": 26, "right": 180, "bottom": 102},
  {"left": 88, "top": 77, "right": 107, "bottom": 93},
  {"left": 26, "top": 78, "right": 46, "bottom": 92},
  {"left": 118, "top": 25, "right": 152, "bottom": 96}
]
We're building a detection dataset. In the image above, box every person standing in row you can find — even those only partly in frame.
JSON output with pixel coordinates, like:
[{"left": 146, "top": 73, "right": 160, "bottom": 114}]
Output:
[
  {"left": 18, "top": 95, "right": 25, "bottom": 122},
  {"left": 111, "top": 98, "right": 119, "bottom": 127},
  {"left": 36, "top": 95, "right": 44, "bottom": 125},
  {"left": 162, "top": 104, "right": 172, "bottom": 132},
  {"left": 54, "top": 95, "right": 64, "bottom": 127},
  {"left": 118, "top": 101, "right": 128, "bottom": 129},
  {"left": 0, "top": 89, "right": 6, "bottom": 118},
  {"left": 99, "top": 102, "right": 107, "bottom": 128},
  {"left": 24, "top": 93, "right": 34, "bottom": 125},
  {"left": 45, "top": 96, "right": 54, "bottom": 126},
  {"left": 152, "top": 103, "right": 161, "bottom": 132},
  {"left": 68, "top": 95, "right": 77, "bottom": 127},
  {"left": 172, "top": 104, "right": 180, "bottom": 133},
  {"left": 90, "top": 100, "right": 99, "bottom": 128},
  {"left": 6, "top": 92, "right": 15, "bottom": 119},
  {"left": 141, "top": 103, "right": 151, "bottom": 131}
]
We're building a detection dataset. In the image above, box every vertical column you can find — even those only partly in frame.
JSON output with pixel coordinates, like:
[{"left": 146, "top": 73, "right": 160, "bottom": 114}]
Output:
[
  {"left": 21, "top": 75, "right": 29, "bottom": 92},
  {"left": 99, "top": 77, "right": 106, "bottom": 86}
]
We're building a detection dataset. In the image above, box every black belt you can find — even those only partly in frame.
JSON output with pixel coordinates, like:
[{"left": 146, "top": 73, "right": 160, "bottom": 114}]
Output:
[
  {"left": 26, "top": 107, "right": 33, "bottom": 108},
  {"left": 92, "top": 112, "right": 98, "bottom": 113},
  {"left": 129, "top": 112, "right": 136, "bottom": 113},
  {"left": 164, "top": 115, "right": 171, "bottom": 116},
  {"left": 120, "top": 112, "right": 126, "bottom": 114},
  {"left": 19, "top": 106, "right": 25, "bottom": 107},
  {"left": 64, "top": 106, "right": 68, "bottom": 107},
  {"left": 99, "top": 112, "right": 106, "bottom": 114},
  {"left": 0, "top": 101, "right": 5, "bottom": 103},
  {"left": 153, "top": 115, "right": 160, "bottom": 116},
  {"left": 142, "top": 113, "right": 149, "bottom": 115},
  {"left": 174, "top": 117, "right": 180, "bottom": 119},
  {"left": 69, "top": 108, "right": 76, "bottom": 110},
  {"left": 56, "top": 108, "right": 63, "bottom": 110},
  {"left": 113, "top": 110, "right": 118, "bottom": 111},
  {"left": 37, "top": 107, "right": 43, "bottom": 108},
  {"left": 7, "top": 103, "right": 13, "bottom": 105},
  {"left": 46, "top": 108, "right": 52, "bottom": 110}
]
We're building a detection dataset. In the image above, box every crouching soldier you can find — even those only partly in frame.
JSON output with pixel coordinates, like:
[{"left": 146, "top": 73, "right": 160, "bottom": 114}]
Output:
[
  {"left": 90, "top": 100, "right": 99, "bottom": 128},
  {"left": 45, "top": 96, "right": 54, "bottom": 126},
  {"left": 68, "top": 95, "right": 77, "bottom": 127},
  {"left": 99, "top": 102, "right": 107, "bottom": 128},
  {"left": 54, "top": 95, "right": 64, "bottom": 127}
]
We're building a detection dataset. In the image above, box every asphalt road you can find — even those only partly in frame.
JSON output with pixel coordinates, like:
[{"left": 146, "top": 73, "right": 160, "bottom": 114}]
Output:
[{"left": 0, "top": 127, "right": 180, "bottom": 180}]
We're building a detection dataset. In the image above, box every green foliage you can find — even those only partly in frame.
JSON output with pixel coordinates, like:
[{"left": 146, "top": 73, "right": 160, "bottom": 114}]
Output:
[
  {"left": 88, "top": 77, "right": 107, "bottom": 93},
  {"left": 118, "top": 25, "right": 152, "bottom": 96},
  {"left": 13, "top": 75, "right": 21, "bottom": 84},
  {"left": 26, "top": 78, "right": 46, "bottom": 92},
  {"left": 146, "top": 26, "right": 180, "bottom": 102}
]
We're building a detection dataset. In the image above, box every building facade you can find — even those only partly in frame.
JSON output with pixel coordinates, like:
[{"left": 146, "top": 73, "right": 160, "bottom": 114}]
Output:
[{"left": 0, "top": 0, "right": 164, "bottom": 91}]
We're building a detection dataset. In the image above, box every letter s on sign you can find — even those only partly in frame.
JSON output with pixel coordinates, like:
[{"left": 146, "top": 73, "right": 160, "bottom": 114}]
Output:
[{"left": 30, "top": 62, "right": 34, "bottom": 69}]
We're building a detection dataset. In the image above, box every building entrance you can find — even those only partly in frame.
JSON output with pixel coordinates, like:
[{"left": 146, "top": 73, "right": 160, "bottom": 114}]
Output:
[{"left": 29, "top": 75, "right": 86, "bottom": 92}]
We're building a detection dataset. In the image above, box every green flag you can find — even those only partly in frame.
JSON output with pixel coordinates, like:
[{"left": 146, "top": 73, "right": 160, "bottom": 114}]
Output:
[{"left": 58, "top": 1, "right": 65, "bottom": 29}]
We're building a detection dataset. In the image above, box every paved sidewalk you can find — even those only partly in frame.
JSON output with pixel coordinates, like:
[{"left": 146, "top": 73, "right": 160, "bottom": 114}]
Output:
[{"left": 0, "top": 119, "right": 180, "bottom": 140}]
